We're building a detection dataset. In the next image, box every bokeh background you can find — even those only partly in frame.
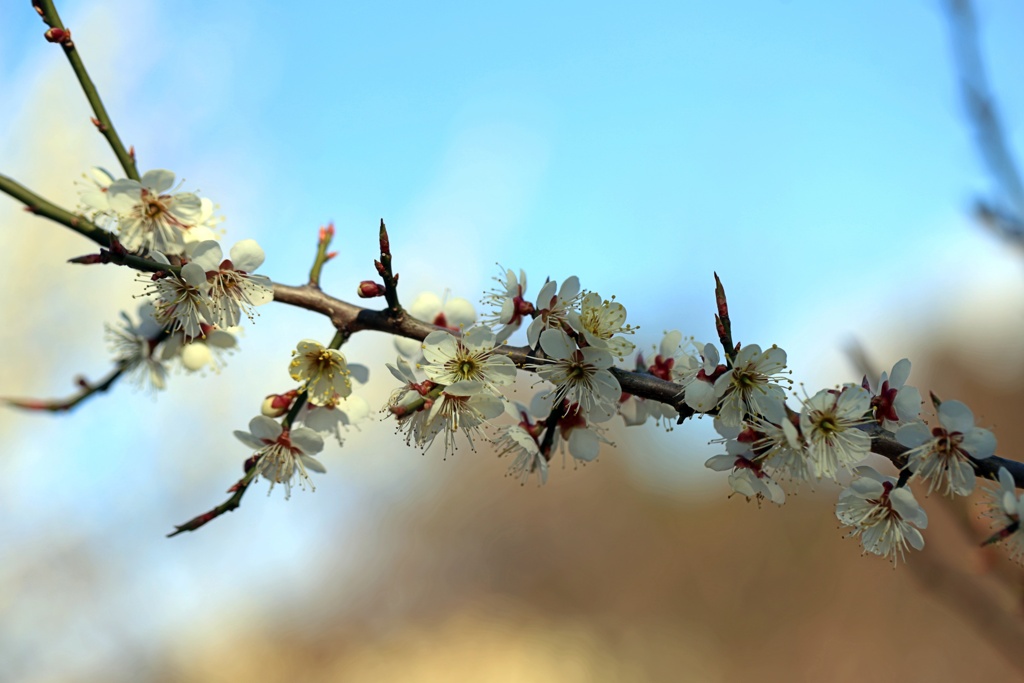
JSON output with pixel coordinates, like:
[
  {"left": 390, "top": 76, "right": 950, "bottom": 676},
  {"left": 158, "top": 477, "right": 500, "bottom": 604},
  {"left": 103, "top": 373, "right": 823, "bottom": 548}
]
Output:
[{"left": 3, "top": 1, "right": 1024, "bottom": 680}]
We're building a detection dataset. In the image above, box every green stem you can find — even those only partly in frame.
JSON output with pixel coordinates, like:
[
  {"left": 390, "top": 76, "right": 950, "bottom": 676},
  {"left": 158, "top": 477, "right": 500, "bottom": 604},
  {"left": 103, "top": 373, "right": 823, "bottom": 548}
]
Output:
[
  {"left": 36, "top": 0, "right": 141, "bottom": 180},
  {"left": 0, "top": 173, "right": 173, "bottom": 274}
]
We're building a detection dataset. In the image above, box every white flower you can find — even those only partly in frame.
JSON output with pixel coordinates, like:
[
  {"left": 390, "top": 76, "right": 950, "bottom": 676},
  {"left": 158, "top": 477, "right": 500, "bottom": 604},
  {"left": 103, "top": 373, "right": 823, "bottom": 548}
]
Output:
[
  {"left": 836, "top": 466, "right": 928, "bottom": 565},
  {"left": 531, "top": 329, "right": 620, "bottom": 423},
  {"left": 567, "top": 292, "right": 637, "bottom": 359},
  {"left": 234, "top": 415, "right": 326, "bottom": 498},
  {"left": 424, "top": 381, "right": 505, "bottom": 456},
  {"left": 187, "top": 239, "right": 274, "bottom": 327},
  {"left": 866, "top": 358, "right": 922, "bottom": 430},
  {"left": 160, "top": 326, "right": 237, "bottom": 373},
  {"left": 626, "top": 331, "right": 704, "bottom": 427},
  {"left": 146, "top": 261, "right": 213, "bottom": 339},
  {"left": 526, "top": 276, "right": 581, "bottom": 348},
  {"left": 528, "top": 392, "right": 612, "bottom": 462},
  {"left": 496, "top": 425, "right": 547, "bottom": 485},
  {"left": 713, "top": 344, "right": 789, "bottom": 426},
  {"left": 396, "top": 290, "right": 476, "bottom": 359},
  {"left": 481, "top": 266, "right": 531, "bottom": 343},
  {"left": 980, "top": 467, "right": 1024, "bottom": 563},
  {"left": 683, "top": 343, "right": 723, "bottom": 413},
  {"left": 897, "top": 399, "right": 996, "bottom": 497},
  {"left": 704, "top": 420, "right": 786, "bottom": 505},
  {"left": 755, "top": 414, "right": 813, "bottom": 484},
  {"left": 419, "top": 325, "right": 517, "bottom": 393},
  {"left": 301, "top": 394, "right": 370, "bottom": 446},
  {"left": 104, "top": 304, "right": 167, "bottom": 391},
  {"left": 107, "top": 169, "right": 202, "bottom": 254},
  {"left": 76, "top": 166, "right": 115, "bottom": 218},
  {"left": 289, "top": 340, "right": 353, "bottom": 403},
  {"left": 800, "top": 386, "right": 872, "bottom": 480}
]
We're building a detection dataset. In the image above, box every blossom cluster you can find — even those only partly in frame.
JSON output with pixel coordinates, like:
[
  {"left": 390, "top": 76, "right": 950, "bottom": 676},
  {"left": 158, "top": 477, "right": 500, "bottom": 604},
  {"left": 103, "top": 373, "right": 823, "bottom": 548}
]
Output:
[
  {"left": 692, "top": 353, "right": 1001, "bottom": 564},
  {"left": 86, "top": 167, "right": 274, "bottom": 391}
]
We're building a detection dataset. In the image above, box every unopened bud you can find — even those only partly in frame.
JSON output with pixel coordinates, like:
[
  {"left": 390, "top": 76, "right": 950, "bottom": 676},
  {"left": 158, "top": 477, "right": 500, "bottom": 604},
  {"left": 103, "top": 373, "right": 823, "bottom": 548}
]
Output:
[
  {"left": 379, "top": 219, "right": 391, "bottom": 256},
  {"left": 43, "top": 27, "right": 72, "bottom": 45},
  {"left": 318, "top": 222, "right": 335, "bottom": 243},
  {"left": 261, "top": 392, "right": 294, "bottom": 417},
  {"left": 357, "top": 280, "right": 386, "bottom": 298},
  {"left": 68, "top": 253, "right": 105, "bottom": 265}
]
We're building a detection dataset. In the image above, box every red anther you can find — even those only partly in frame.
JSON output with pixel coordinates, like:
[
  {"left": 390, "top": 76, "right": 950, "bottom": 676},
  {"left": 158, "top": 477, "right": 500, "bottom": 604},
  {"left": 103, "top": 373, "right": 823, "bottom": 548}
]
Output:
[
  {"left": 357, "top": 280, "right": 386, "bottom": 298},
  {"left": 44, "top": 27, "right": 72, "bottom": 45}
]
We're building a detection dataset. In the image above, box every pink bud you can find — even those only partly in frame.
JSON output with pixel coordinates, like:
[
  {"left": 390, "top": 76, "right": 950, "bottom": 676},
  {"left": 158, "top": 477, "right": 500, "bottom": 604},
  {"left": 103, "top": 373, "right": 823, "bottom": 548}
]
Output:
[
  {"left": 44, "top": 27, "right": 72, "bottom": 45},
  {"left": 357, "top": 280, "right": 386, "bottom": 298}
]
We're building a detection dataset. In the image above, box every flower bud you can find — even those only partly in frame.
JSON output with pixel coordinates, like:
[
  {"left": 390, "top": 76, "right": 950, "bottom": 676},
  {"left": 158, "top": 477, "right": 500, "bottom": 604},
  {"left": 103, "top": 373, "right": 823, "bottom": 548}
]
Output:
[
  {"left": 261, "top": 391, "right": 294, "bottom": 417},
  {"left": 44, "top": 27, "right": 72, "bottom": 45},
  {"left": 358, "top": 280, "right": 386, "bottom": 298}
]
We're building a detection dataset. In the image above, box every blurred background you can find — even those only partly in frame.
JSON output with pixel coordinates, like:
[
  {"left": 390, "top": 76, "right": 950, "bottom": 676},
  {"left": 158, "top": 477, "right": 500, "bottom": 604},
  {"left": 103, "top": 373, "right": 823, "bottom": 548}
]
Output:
[{"left": 3, "top": 0, "right": 1024, "bottom": 680}]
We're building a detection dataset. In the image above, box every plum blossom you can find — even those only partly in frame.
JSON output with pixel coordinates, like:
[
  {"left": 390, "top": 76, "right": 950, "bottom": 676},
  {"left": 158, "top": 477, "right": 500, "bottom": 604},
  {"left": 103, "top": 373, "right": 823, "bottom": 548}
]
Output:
[
  {"left": 623, "top": 331, "right": 704, "bottom": 427},
  {"left": 187, "top": 239, "right": 273, "bottom": 327},
  {"left": 234, "top": 415, "right": 326, "bottom": 498},
  {"left": 836, "top": 466, "right": 928, "bottom": 565},
  {"left": 496, "top": 425, "right": 547, "bottom": 485},
  {"left": 683, "top": 343, "right": 724, "bottom": 414},
  {"left": 289, "top": 340, "right": 352, "bottom": 404},
  {"left": 531, "top": 329, "right": 620, "bottom": 422},
  {"left": 104, "top": 303, "right": 167, "bottom": 391},
  {"left": 526, "top": 276, "right": 581, "bottom": 348},
  {"left": 897, "top": 399, "right": 996, "bottom": 496},
  {"left": 107, "top": 169, "right": 202, "bottom": 254},
  {"left": 865, "top": 358, "right": 921, "bottom": 431},
  {"left": 800, "top": 386, "right": 872, "bottom": 481},
  {"left": 481, "top": 266, "right": 532, "bottom": 343},
  {"left": 713, "top": 344, "right": 789, "bottom": 426},
  {"left": 419, "top": 325, "right": 517, "bottom": 394},
  {"left": 145, "top": 258, "right": 212, "bottom": 339},
  {"left": 160, "top": 324, "right": 237, "bottom": 373},
  {"left": 705, "top": 420, "right": 786, "bottom": 505},
  {"left": 980, "top": 467, "right": 1024, "bottom": 563},
  {"left": 76, "top": 166, "right": 116, "bottom": 219},
  {"left": 422, "top": 381, "right": 505, "bottom": 456},
  {"left": 567, "top": 292, "right": 637, "bottom": 359}
]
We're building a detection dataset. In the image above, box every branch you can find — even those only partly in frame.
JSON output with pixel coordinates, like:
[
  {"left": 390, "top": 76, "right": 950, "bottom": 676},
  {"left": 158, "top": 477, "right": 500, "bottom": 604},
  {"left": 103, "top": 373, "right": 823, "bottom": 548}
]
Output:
[
  {"left": 33, "top": 0, "right": 140, "bottom": 180},
  {"left": 0, "top": 173, "right": 174, "bottom": 274},
  {"left": 167, "top": 467, "right": 258, "bottom": 537},
  {"left": 4, "top": 366, "right": 124, "bottom": 412}
]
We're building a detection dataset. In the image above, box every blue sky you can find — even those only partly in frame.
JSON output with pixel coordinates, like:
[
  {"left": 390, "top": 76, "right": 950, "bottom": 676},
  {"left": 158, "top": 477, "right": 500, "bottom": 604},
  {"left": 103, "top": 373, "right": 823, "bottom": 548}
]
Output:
[{"left": 3, "top": 1, "right": 1024, "bottom": 679}]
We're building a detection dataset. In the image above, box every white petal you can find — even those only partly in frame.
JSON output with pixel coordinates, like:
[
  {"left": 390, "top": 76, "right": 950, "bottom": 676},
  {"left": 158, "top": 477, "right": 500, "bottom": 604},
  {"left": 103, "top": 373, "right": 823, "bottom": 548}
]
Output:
[
  {"left": 539, "top": 329, "right": 575, "bottom": 359},
  {"left": 938, "top": 400, "right": 975, "bottom": 434},
  {"left": 290, "top": 426, "right": 325, "bottom": 455},
  {"left": 141, "top": 169, "right": 175, "bottom": 192},
  {"left": 188, "top": 240, "right": 223, "bottom": 271},
  {"left": 229, "top": 239, "right": 266, "bottom": 272},
  {"left": 300, "top": 454, "right": 327, "bottom": 474},
  {"left": 568, "top": 427, "right": 599, "bottom": 461},
  {"left": 961, "top": 427, "right": 996, "bottom": 459},
  {"left": 889, "top": 358, "right": 912, "bottom": 388},
  {"left": 249, "top": 415, "right": 283, "bottom": 441}
]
